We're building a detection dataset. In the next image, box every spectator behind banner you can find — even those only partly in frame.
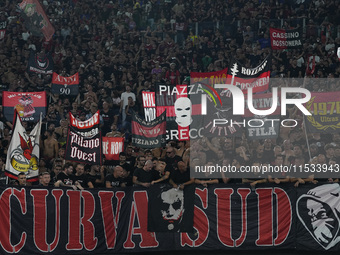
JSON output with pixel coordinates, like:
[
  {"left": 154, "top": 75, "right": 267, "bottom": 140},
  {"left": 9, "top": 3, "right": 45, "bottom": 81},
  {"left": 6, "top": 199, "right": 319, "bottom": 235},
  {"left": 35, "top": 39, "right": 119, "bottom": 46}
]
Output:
[
  {"left": 74, "top": 163, "right": 94, "bottom": 189},
  {"left": 165, "top": 146, "right": 182, "bottom": 170},
  {"left": 16, "top": 172, "right": 27, "bottom": 186},
  {"left": 133, "top": 160, "right": 157, "bottom": 187},
  {"left": 38, "top": 172, "right": 52, "bottom": 187},
  {"left": 87, "top": 165, "right": 106, "bottom": 188},
  {"left": 169, "top": 161, "right": 194, "bottom": 190},
  {"left": 120, "top": 86, "right": 136, "bottom": 122},
  {"left": 106, "top": 165, "right": 126, "bottom": 188},
  {"left": 55, "top": 162, "right": 81, "bottom": 190},
  {"left": 151, "top": 158, "right": 171, "bottom": 185}
]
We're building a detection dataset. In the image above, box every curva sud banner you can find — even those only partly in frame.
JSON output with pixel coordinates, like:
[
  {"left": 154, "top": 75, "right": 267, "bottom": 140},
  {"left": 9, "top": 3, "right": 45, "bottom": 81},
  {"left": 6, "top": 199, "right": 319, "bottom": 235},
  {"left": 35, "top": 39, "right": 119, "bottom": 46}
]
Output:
[
  {"left": 2, "top": 183, "right": 340, "bottom": 254},
  {"left": 51, "top": 72, "right": 79, "bottom": 95},
  {"left": 65, "top": 111, "right": 102, "bottom": 164}
]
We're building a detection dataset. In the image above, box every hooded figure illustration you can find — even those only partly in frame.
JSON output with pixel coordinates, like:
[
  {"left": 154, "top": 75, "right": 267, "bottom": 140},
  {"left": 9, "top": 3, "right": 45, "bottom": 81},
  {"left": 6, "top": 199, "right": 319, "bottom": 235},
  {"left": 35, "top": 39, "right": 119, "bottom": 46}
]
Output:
[{"left": 297, "top": 184, "right": 340, "bottom": 250}]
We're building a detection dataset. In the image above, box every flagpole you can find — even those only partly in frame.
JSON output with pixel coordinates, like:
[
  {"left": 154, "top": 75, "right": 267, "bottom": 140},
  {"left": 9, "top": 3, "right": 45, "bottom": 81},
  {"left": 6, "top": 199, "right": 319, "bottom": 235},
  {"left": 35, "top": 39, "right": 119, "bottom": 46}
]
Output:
[{"left": 301, "top": 75, "right": 312, "bottom": 161}]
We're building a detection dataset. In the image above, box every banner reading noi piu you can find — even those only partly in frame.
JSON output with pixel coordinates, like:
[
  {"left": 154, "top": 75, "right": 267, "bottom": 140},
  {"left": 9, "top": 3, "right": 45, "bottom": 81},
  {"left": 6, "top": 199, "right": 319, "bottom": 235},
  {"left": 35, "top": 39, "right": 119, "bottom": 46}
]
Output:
[{"left": 2, "top": 183, "right": 340, "bottom": 254}]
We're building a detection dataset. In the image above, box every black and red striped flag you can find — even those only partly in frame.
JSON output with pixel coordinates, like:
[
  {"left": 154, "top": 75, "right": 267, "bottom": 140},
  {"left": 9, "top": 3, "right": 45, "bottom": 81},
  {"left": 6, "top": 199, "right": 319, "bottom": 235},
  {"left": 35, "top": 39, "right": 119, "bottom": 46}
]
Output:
[
  {"left": 132, "top": 111, "right": 166, "bottom": 148},
  {"left": 2, "top": 91, "right": 46, "bottom": 122},
  {"left": 225, "top": 54, "right": 271, "bottom": 93},
  {"left": 51, "top": 72, "right": 79, "bottom": 95}
]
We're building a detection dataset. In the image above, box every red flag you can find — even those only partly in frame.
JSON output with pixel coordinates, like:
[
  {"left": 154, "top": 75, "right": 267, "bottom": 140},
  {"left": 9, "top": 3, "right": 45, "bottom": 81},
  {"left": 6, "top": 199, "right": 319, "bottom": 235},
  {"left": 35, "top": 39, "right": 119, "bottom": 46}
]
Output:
[{"left": 19, "top": 0, "right": 55, "bottom": 41}]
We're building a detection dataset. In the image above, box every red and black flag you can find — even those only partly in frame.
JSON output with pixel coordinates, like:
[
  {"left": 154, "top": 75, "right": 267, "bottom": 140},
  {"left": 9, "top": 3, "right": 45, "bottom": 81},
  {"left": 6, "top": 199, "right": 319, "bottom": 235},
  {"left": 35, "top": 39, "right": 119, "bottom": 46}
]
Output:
[
  {"left": 2, "top": 91, "right": 46, "bottom": 122},
  {"left": 28, "top": 50, "right": 54, "bottom": 74},
  {"left": 132, "top": 111, "right": 166, "bottom": 148},
  {"left": 270, "top": 27, "right": 303, "bottom": 50},
  {"left": 19, "top": 0, "right": 55, "bottom": 41},
  {"left": 225, "top": 54, "right": 271, "bottom": 93},
  {"left": 65, "top": 111, "right": 102, "bottom": 165},
  {"left": 190, "top": 67, "right": 228, "bottom": 86},
  {"left": 102, "top": 137, "right": 124, "bottom": 161},
  {"left": 0, "top": 20, "right": 7, "bottom": 40},
  {"left": 51, "top": 72, "right": 79, "bottom": 95}
]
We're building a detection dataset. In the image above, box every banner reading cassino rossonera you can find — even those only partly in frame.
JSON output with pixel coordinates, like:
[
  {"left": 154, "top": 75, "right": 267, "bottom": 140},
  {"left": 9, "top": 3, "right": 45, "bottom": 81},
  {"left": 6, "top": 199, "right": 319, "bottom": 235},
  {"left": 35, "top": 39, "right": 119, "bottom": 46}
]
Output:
[
  {"left": 3, "top": 183, "right": 340, "bottom": 254},
  {"left": 270, "top": 27, "right": 303, "bottom": 50}
]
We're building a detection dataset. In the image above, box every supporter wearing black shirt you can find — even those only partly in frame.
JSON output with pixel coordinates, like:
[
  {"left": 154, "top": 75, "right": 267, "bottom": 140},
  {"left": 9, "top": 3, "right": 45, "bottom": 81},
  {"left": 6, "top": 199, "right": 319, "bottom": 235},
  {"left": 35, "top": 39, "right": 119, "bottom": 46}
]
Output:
[
  {"left": 87, "top": 165, "right": 106, "bottom": 188},
  {"left": 133, "top": 160, "right": 157, "bottom": 187},
  {"left": 151, "top": 158, "right": 171, "bottom": 185},
  {"left": 169, "top": 161, "right": 194, "bottom": 190},
  {"left": 55, "top": 163, "right": 79, "bottom": 190},
  {"left": 125, "top": 146, "right": 136, "bottom": 167},
  {"left": 109, "top": 152, "right": 133, "bottom": 173},
  {"left": 100, "top": 100, "right": 115, "bottom": 136},
  {"left": 262, "top": 139, "right": 275, "bottom": 164},
  {"left": 38, "top": 172, "right": 53, "bottom": 187},
  {"left": 165, "top": 146, "right": 182, "bottom": 169},
  {"left": 106, "top": 165, "right": 125, "bottom": 188},
  {"left": 74, "top": 163, "right": 93, "bottom": 189}
]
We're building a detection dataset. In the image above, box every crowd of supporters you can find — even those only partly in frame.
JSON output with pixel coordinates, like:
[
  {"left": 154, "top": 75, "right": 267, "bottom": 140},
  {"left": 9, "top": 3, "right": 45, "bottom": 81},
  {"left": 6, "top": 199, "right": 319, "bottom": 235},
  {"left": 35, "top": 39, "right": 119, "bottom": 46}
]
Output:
[{"left": 0, "top": 0, "right": 340, "bottom": 188}]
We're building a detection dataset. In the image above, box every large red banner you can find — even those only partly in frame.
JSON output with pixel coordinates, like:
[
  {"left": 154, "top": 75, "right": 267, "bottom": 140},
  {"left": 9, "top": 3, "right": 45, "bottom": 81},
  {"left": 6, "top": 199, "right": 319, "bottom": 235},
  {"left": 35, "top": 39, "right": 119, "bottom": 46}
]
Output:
[{"left": 0, "top": 183, "right": 337, "bottom": 254}]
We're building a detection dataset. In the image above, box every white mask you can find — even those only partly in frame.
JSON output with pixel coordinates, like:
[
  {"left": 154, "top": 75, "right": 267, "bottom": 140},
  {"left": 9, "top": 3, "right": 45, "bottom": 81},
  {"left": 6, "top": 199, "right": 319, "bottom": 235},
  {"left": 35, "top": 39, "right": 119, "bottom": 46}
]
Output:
[{"left": 174, "top": 97, "right": 192, "bottom": 127}]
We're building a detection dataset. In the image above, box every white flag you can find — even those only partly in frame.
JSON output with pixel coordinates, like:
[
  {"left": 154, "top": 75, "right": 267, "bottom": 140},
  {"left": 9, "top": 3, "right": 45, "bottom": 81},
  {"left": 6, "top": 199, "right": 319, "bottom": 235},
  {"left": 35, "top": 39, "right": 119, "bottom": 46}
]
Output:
[{"left": 5, "top": 111, "right": 42, "bottom": 181}]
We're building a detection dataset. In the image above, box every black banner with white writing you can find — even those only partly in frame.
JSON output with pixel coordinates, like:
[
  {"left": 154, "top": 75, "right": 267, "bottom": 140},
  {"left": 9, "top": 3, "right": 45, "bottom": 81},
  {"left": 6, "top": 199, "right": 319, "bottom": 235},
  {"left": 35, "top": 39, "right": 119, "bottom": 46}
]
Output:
[
  {"left": 51, "top": 72, "right": 79, "bottom": 95},
  {"left": 65, "top": 111, "right": 102, "bottom": 164},
  {"left": 2, "top": 183, "right": 340, "bottom": 254},
  {"left": 132, "top": 111, "right": 166, "bottom": 148}
]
